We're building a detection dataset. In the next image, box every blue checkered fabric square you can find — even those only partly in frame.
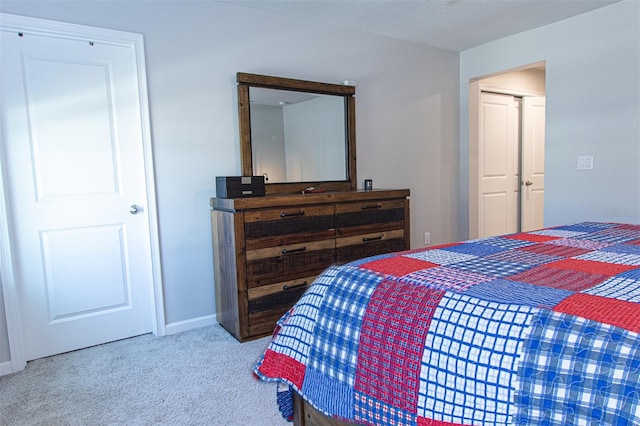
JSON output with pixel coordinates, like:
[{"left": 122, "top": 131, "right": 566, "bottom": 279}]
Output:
[
  {"left": 269, "top": 265, "right": 339, "bottom": 363},
  {"left": 515, "top": 310, "right": 640, "bottom": 425},
  {"left": 573, "top": 227, "right": 640, "bottom": 245},
  {"left": 546, "top": 237, "right": 611, "bottom": 251},
  {"left": 605, "top": 227, "right": 640, "bottom": 242},
  {"left": 552, "top": 222, "right": 616, "bottom": 233},
  {"left": 486, "top": 249, "right": 559, "bottom": 266},
  {"left": 476, "top": 236, "right": 536, "bottom": 249},
  {"left": 528, "top": 229, "right": 586, "bottom": 238},
  {"left": 302, "top": 367, "right": 355, "bottom": 420},
  {"left": 443, "top": 242, "right": 508, "bottom": 257},
  {"left": 463, "top": 279, "right": 573, "bottom": 308},
  {"left": 583, "top": 268, "right": 640, "bottom": 302},
  {"left": 575, "top": 249, "right": 640, "bottom": 266},
  {"left": 308, "top": 265, "right": 382, "bottom": 387},
  {"left": 417, "top": 292, "right": 535, "bottom": 425},
  {"left": 354, "top": 391, "right": 416, "bottom": 425},
  {"left": 405, "top": 248, "right": 476, "bottom": 265},
  {"left": 451, "top": 257, "right": 532, "bottom": 278},
  {"left": 602, "top": 243, "right": 640, "bottom": 255}
]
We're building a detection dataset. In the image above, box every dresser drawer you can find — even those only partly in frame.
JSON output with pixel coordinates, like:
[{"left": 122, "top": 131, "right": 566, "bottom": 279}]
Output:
[
  {"left": 335, "top": 198, "right": 407, "bottom": 263},
  {"left": 247, "top": 275, "right": 315, "bottom": 336},
  {"left": 336, "top": 229, "right": 406, "bottom": 264},
  {"left": 246, "top": 239, "right": 335, "bottom": 287},
  {"left": 335, "top": 199, "right": 405, "bottom": 237},
  {"left": 244, "top": 205, "right": 335, "bottom": 250}
]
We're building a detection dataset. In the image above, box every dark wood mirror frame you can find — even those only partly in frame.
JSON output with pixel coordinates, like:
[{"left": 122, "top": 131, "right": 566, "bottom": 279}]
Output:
[{"left": 237, "top": 72, "right": 357, "bottom": 195}]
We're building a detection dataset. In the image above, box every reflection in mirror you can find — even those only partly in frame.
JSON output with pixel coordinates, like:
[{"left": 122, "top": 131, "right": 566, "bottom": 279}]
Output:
[{"left": 250, "top": 87, "right": 347, "bottom": 184}]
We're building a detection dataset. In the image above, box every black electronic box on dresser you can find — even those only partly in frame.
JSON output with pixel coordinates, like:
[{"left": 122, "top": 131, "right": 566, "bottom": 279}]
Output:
[{"left": 211, "top": 189, "right": 410, "bottom": 341}]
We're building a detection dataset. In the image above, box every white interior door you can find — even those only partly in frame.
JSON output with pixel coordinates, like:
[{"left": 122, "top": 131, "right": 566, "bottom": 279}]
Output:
[
  {"left": 521, "top": 97, "right": 546, "bottom": 232},
  {"left": 476, "top": 92, "right": 521, "bottom": 238},
  {"left": 1, "top": 25, "right": 156, "bottom": 360}
]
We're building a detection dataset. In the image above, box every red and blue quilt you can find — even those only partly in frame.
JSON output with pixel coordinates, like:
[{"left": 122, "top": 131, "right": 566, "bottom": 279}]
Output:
[{"left": 253, "top": 222, "right": 640, "bottom": 425}]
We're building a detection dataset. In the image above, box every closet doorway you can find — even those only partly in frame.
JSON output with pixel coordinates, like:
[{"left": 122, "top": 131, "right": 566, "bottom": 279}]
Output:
[{"left": 469, "top": 63, "right": 546, "bottom": 239}]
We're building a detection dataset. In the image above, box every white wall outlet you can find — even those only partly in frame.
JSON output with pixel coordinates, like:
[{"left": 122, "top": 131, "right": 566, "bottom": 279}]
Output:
[
  {"left": 577, "top": 155, "right": 594, "bottom": 170},
  {"left": 424, "top": 232, "right": 431, "bottom": 245}
]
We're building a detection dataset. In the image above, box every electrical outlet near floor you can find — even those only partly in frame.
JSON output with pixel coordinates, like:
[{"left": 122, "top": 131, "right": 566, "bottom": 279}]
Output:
[{"left": 424, "top": 232, "right": 431, "bottom": 245}]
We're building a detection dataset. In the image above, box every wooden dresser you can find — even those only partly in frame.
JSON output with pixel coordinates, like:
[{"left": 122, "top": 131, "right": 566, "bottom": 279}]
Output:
[{"left": 210, "top": 189, "right": 410, "bottom": 342}]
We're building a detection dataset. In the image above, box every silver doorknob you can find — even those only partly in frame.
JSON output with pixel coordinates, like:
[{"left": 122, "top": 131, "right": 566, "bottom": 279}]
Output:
[
  {"left": 524, "top": 181, "right": 533, "bottom": 186},
  {"left": 130, "top": 205, "right": 143, "bottom": 214}
]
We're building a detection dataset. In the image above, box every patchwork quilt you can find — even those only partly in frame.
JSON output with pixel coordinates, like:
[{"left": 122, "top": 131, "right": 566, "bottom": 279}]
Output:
[{"left": 253, "top": 222, "right": 640, "bottom": 425}]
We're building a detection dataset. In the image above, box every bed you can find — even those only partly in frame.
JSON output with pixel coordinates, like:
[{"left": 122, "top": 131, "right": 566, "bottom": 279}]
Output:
[{"left": 253, "top": 222, "right": 640, "bottom": 425}]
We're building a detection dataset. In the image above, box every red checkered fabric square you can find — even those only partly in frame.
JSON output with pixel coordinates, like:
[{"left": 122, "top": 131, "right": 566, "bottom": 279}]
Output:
[
  {"left": 361, "top": 256, "right": 437, "bottom": 277},
  {"left": 546, "top": 258, "right": 637, "bottom": 276},
  {"left": 519, "top": 243, "right": 589, "bottom": 258},
  {"left": 554, "top": 293, "right": 640, "bottom": 333},
  {"left": 506, "top": 233, "right": 561, "bottom": 243},
  {"left": 508, "top": 266, "right": 608, "bottom": 292},
  {"left": 355, "top": 279, "right": 445, "bottom": 413},
  {"left": 618, "top": 224, "right": 640, "bottom": 231},
  {"left": 259, "top": 349, "right": 306, "bottom": 389}
]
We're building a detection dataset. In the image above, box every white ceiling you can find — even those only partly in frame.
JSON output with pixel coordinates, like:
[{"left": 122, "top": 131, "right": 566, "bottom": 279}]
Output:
[{"left": 227, "top": 0, "right": 620, "bottom": 52}]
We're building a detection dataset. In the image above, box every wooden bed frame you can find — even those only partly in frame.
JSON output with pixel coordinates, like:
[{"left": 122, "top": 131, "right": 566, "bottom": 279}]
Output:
[{"left": 293, "top": 392, "right": 351, "bottom": 426}]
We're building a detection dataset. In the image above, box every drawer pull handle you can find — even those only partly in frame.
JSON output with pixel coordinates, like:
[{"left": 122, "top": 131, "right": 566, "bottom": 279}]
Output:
[
  {"left": 361, "top": 203, "right": 382, "bottom": 210},
  {"left": 363, "top": 235, "right": 383, "bottom": 242},
  {"left": 283, "top": 281, "right": 308, "bottom": 291},
  {"left": 281, "top": 246, "right": 307, "bottom": 255},
  {"left": 280, "top": 210, "right": 305, "bottom": 217}
]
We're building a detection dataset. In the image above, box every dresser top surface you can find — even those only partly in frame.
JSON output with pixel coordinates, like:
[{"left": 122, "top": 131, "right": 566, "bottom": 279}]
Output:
[{"left": 211, "top": 188, "right": 410, "bottom": 211}]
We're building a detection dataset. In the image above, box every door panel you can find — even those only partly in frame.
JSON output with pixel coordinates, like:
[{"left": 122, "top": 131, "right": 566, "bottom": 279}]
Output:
[
  {"left": 1, "top": 30, "right": 154, "bottom": 360},
  {"left": 477, "top": 93, "right": 520, "bottom": 238},
  {"left": 521, "top": 97, "right": 546, "bottom": 232},
  {"left": 26, "top": 58, "right": 119, "bottom": 198},
  {"left": 41, "top": 225, "right": 129, "bottom": 322}
]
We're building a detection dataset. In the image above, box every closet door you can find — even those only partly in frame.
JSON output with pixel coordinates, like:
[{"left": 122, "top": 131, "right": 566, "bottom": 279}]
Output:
[
  {"left": 1, "top": 20, "right": 158, "bottom": 361},
  {"left": 520, "top": 97, "right": 546, "bottom": 232},
  {"left": 476, "top": 92, "right": 521, "bottom": 238}
]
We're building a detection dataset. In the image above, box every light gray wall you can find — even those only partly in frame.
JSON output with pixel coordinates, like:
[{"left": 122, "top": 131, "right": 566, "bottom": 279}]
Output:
[
  {"left": 0, "top": 0, "right": 459, "bottom": 363},
  {"left": 460, "top": 0, "right": 640, "bottom": 236}
]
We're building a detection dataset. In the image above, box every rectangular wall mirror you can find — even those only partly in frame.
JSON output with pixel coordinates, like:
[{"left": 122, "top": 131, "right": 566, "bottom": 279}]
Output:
[{"left": 237, "top": 72, "right": 357, "bottom": 194}]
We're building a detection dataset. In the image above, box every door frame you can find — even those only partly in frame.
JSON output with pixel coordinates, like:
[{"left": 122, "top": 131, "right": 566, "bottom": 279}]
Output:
[
  {"left": 469, "top": 74, "right": 546, "bottom": 239},
  {"left": 0, "top": 13, "right": 165, "bottom": 374}
]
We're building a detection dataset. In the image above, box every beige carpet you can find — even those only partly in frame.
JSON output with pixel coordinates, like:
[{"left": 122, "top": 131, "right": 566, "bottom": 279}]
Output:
[{"left": 0, "top": 325, "right": 287, "bottom": 425}]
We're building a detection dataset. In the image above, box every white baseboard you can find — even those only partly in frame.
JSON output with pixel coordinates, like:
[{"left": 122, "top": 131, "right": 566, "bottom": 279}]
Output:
[
  {"left": 0, "top": 360, "right": 13, "bottom": 377},
  {"left": 164, "top": 314, "right": 216, "bottom": 335}
]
